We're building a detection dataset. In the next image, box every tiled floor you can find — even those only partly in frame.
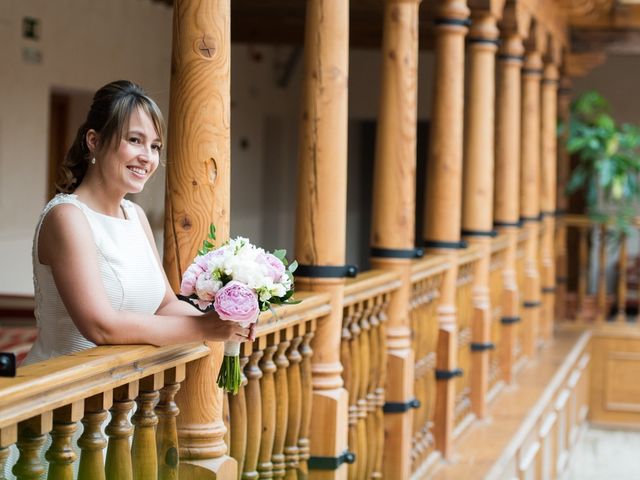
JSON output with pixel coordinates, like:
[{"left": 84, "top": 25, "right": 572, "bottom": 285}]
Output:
[{"left": 565, "top": 426, "right": 640, "bottom": 480}]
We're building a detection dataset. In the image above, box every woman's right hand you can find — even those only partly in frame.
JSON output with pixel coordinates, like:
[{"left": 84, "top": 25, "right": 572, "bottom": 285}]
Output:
[{"left": 203, "top": 310, "right": 256, "bottom": 343}]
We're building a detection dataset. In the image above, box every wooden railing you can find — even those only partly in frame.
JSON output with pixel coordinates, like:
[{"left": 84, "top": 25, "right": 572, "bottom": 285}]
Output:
[
  {"left": 225, "top": 292, "right": 331, "bottom": 479},
  {"left": 0, "top": 342, "right": 210, "bottom": 480},
  {"left": 564, "top": 215, "right": 639, "bottom": 324},
  {"left": 488, "top": 235, "right": 509, "bottom": 397},
  {"left": 409, "top": 256, "right": 449, "bottom": 475},
  {"left": 341, "top": 270, "right": 401, "bottom": 480},
  {"left": 454, "top": 245, "right": 483, "bottom": 435}
]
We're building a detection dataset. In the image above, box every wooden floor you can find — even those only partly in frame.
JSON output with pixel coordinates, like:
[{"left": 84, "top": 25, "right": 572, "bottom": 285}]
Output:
[{"left": 431, "top": 327, "right": 591, "bottom": 480}]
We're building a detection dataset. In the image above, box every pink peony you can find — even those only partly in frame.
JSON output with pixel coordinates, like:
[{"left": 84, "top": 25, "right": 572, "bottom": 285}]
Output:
[
  {"left": 259, "top": 253, "right": 286, "bottom": 282},
  {"left": 214, "top": 281, "right": 260, "bottom": 324},
  {"left": 180, "top": 262, "right": 205, "bottom": 296}
]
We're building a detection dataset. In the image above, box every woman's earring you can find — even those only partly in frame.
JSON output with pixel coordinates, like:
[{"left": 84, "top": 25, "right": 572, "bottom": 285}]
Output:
[{"left": 91, "top": 157, "right": 96, "bottom": 165}]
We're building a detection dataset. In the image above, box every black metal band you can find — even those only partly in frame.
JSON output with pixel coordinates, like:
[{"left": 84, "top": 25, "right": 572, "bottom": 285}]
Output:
[
  {"left": 556, "top": 276, "right": 568, "bottom": 285},
  {"left": 425, "top": 239, "right": 468, "bottom": 250},
  {"left": 498, "top": 53, "right": 524, "bottom": 62},
  {"left": 309, "top": 450, "right": 356, "bottom": 470},
  {"left": 371, "top": 247, "right": 424, "bottom": 259},
  {"left": 541, "top": 210, "right": 556, "bottom": 218},
  {"left": 436, "top": 368, "right": 464, "bottom": 380},
  {"left": 523, "top": 301, "right": 542, "bottom": 308},
  {"left": 522, "top": 68, "right": 543, "bottom": 76},
  {"left": 494, "top": 220, "right": 523, "bottom": 228},
  {"left": 542, "top": 78, "right": 560, "bottom": 85},
  {"left": 501, "top": 316, "right": 521, "bottom": 325},
  {"left": 383, "top": 398, "right": 421, "bottom": 413},
  {"left": 0, "top": 352, "right": 16, "bottom": 377},
  {"left": 520, "top": 214, "right": 542, "bottom": 223},
  {"left": 435, "top": 18, "right": 471, "bottom": 27},
  {"left": 471, "top": 342, "right": 496, "bottom": 352},
  {"left": 468, "top": 37, "right": 500, "bottom": 46},
  {"left": 556, "top": 209, "right": 567, "bottom": 216},
  {"left": 461, "top": 229, "right": 498, "bottom": 238},
  {"left": 542, "top": 287, "right": 556, "bottom": 294},
  {"left": 295, "top": 264, "right": 358, "bottom": 279}
]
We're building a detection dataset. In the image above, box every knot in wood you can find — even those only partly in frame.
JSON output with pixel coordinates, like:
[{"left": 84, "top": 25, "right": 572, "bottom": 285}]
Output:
[
  {"left": 198, "top": 34, "right": 215, "bottom": 58},
  {"left": 181, "top": 215, "right": 192, "bottom": 231}
]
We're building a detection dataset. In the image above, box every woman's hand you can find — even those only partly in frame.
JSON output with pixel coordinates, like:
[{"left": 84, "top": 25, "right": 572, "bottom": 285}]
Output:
[{"left": 203, "top": 310, "right": 257, "bottom": 343}]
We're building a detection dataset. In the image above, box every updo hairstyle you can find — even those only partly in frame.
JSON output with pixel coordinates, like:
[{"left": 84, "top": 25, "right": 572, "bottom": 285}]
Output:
[{"left": 57, "top": 80, "right": 165, "bottom": 193}]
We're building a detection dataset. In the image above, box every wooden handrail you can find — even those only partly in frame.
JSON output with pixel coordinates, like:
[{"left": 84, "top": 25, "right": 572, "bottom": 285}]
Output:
[
  {"left": 344, "top": 269, "right": 402, "bottom": 307},
  {"left": 253, "top": 291, "right": 332, "bottom": 338},
  {"left": 0, "top": 343, "right": 209, "bottom": 430}
]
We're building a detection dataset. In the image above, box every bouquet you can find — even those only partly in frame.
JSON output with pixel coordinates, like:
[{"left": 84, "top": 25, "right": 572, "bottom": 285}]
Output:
[{"left": 180, "top": 225, "right": 299, "bottom": 394}]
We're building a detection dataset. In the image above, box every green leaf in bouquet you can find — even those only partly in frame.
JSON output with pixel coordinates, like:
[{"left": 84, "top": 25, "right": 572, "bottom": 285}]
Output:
[
  {"left": 273, "top": 249, "right": 287, "bottom": 262},
  {"left": 288, "top": 260, "right": 298, "bottom": 273},
  {"left": 209, "top": 224, "right": 217, "bottom": 240}
]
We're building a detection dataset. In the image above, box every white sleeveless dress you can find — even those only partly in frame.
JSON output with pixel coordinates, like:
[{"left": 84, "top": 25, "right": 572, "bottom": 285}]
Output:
[{"left": 23, "top": 193, "right": 166, "bottom": 365}]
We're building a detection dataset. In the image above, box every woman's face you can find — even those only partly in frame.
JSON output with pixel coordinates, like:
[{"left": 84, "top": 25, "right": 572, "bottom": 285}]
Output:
[{"left": 97, "top": 107, "right": 162, "bottom": 195}]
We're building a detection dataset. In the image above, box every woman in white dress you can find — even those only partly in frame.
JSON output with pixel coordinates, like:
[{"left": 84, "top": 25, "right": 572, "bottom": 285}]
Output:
[{"left": 23, "top": 80, "right": 254, "bottom": 365}]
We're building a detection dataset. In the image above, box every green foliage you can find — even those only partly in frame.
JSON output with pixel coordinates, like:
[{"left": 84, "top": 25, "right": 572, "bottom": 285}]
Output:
[
  {"left": 563, "top": 91, "right": 640, "bottom": 234},
  {"left": 197, "top": 224, "right": 217, "bottom": 256}
]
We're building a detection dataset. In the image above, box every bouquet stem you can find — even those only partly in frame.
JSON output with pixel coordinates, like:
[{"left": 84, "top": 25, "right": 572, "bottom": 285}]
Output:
[{"left": 217, "top": 341, "right": 242, "bottom": 394}]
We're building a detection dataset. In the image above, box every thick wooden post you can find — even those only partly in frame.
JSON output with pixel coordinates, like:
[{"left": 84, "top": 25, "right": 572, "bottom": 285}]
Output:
[
  {"left": 540, "top": 41, "right": 560, "bottom": 341},
  {"left": 294, "top": 0, "right": 350, "bottom": 478},
  {"left": 555, "top": 75, "right": 571, "bottom": 322},
  {"left": 424, "top": 0, "right": 469, "bottom": 459},
  {"left": 462, "top": 11, "right": 499, "bottom": 420},
  {"left": 520, "top": 25, "right": 545, "bottom": 357},
  {"left": 495, "top": 5, "right": 525, "bottom": 384},
  {"left": 369, "top": 0, "right": 420, "bottom": 477},
  {"left": 163, "top": 0, "right": 236, "bottom": 478}
]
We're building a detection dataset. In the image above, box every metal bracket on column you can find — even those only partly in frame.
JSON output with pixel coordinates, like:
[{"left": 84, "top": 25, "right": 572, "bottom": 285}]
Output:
[
  {"left": 383, "top": 398, "right": 421, "bottom": 413},
  {"left": 520, "top": 214, "right": 542, "bottom": 223},
  {"left": 371, "top": 247, "right": 424, "bottom": 259},
  {"left": 435, "top": 368, "right": 464, "bottom": 380},
  {"left": 523, "top": 301, "right": 542, "bottom": 308},
  {"left": 434, "top": 18, "right": 471, "bottom": 27},
  {"left": 309, "top": 450, "right": 356, "bottom": 470},
  {"left": 471, "top": 342, "right": 496, "bottom": 352},
  {"left": 542, "top": 287, "right": 556, "bottom": 294},
  {"left": 494, "top": 220, "right": 523, "bottom": 228},
  {"left": 295, "top": 264, "right": 358, "bottom": 278},
  {"left": 501, "top": 316, "right": 521, "bottom": 325},
  {"left": 497, "top": 53, "right": 524, "bottom": 62},
  {"left": 425, "top": 240, "right": 468, "bottom": 250},
  {"left": 540, "top": 210, "right": 556, "bottom": 218},
  {"left": 461, "top": 229, "right": 498, "bottom": 238}
]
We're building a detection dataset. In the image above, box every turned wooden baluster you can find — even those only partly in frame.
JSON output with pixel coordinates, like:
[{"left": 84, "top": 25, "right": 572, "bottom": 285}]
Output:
[
  {"left": 357, "top": 301, "right": 371, "bottom": 480},
  {"left": 229, "top": 354, "right": 249, "bottom": 474},
  {"left": 156, "top": 366, "right": 183, "bottom": 480},
  {"left": 132, "top": 373, "right": 162, "bottom": 480},
  {"left": 46, "top": 401, "right": 83, "bottom": 480},
  {"left": 616, "top": 233, "right": 628, "bottom": 323},
  {"left": 243, "top": 345, "right": 264, "bottom": 479},
  {"left": 346, "top": 304, "right": 362, "bottom": 480},
  {"left": 298, "top": 321, "right": 315, "bottom": 477},
  {"left": 272, "top": 335, "right": 290, "bottom": 479},
  {"left": 106, "top": 382, "right": 138, "bottom": 480},
  {"left": 366, "top": 297, "right": 381, "bottom": 479},
  {"left": 78, "top": 392, "right": 112, "bottom": 480},
  {"left": 374, "top": 293, "right": 390, "bottom": 479},
  {"left": 597, "top": 225, "right": 608, "bottom": 323},
  {"left": 13, "top": 414, "right": 51, "bottom": 480},
  {"left": 577, "top": 227, "right": 588, "bottom": 322},
  {"left": 284, "top": 331, "right": 303, "bottom": 479},
  {"left": 341, "top": 304, "right": 356, "bottom": 480},
  {"left": 258, "top": 337, "right": 278, "bottom": 478}
]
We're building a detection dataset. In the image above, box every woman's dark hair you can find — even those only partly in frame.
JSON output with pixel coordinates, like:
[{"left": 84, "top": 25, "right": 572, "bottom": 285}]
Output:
[{"left": 57, "top": 80, "right": 165, "bottom": 193}]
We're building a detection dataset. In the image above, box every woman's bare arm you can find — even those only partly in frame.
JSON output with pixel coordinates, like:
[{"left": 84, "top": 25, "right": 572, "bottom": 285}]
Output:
[{"left": 38, "top": 203, "right": 250, "bottom": 346}]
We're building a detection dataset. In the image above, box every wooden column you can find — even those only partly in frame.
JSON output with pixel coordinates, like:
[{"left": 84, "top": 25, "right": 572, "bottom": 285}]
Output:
[
  {"left": 423, "top": 0, "right": 469, "bottom": 459},
  {"left": 494, "top": 7, "right": 525, "bottom": 384},
  {"left": 520, "top": 26, "right": 545, "bottom": 358},
  {"left": 555, "top": 75, "right": 571, "bottom": 322},
  {"left": 540, "top": 42, "right": 560, "bottom": 341},
  {"left": 369, "top": 0, "right": 420, "bottom": 477},
  {"left": 461, "top": 11, "right": 499, "bottom": 420},
  {"left": 294, "top": 0, "right": 350, "bottom": 478},
  {"left": 163, "top": 0, "right": 235, "bottom": 477}
]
